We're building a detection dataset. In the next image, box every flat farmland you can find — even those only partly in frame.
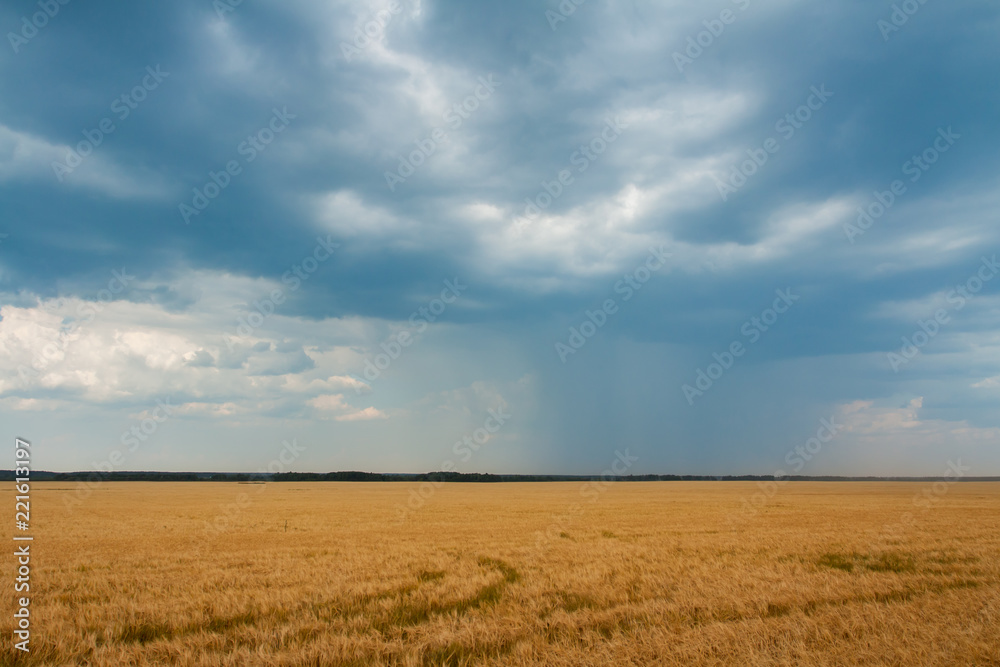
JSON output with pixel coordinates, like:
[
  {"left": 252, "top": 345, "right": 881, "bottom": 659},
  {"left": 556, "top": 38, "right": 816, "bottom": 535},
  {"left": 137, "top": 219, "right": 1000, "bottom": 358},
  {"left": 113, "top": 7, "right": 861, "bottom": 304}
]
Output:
[{"left": 3, "top": 482, "right": 998, "bottom": 666}]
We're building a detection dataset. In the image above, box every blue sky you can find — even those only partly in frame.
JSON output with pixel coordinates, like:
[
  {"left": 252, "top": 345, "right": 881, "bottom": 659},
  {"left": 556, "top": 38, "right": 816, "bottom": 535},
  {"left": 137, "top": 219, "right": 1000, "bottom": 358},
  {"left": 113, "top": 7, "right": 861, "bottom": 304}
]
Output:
[{"left": 2, "top": 0, "right": 999, "bottom": 475}]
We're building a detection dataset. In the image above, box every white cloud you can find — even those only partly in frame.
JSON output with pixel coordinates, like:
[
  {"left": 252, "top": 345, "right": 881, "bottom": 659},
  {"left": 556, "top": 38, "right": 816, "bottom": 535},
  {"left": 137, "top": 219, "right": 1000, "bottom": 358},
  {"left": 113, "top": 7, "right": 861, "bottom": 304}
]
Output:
[
  {"left": 0, "top": 271, "right": 382, "bottom": 419},
  {"left": 335, "top": 406, "right": 388, "bottom": 421},
  {"left": 308, "top": 394, "right": 387, "bottom": 421},
  {"left": 307, "top": 393, "right": 349, "bottom": 411},
  {"left": 314, "top": 190, "right": 419, "bottom": 241},
  {"left": 836, "top": 397, "right": 1000, "bottom": 448}
]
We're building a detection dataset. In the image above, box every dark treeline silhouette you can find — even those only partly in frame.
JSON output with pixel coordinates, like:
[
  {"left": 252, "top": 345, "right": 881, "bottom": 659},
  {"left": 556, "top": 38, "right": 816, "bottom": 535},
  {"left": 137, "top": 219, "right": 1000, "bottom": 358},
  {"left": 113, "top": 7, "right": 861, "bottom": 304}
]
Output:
[{"left": 2, "top": 470, "right": 998, "bottom": 482}]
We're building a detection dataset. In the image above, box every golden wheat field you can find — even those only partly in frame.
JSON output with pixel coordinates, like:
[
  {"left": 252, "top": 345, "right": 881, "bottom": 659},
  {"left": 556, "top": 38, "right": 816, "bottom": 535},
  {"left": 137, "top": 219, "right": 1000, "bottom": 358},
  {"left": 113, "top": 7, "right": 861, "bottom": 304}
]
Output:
[{"left": 2, "top": 481, "right": 998, "bottom": 666}]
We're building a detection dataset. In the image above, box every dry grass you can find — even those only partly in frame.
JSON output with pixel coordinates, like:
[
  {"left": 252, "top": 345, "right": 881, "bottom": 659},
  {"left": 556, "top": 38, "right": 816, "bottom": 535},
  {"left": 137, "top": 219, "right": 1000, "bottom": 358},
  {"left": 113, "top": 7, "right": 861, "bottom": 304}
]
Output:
[{"left": 2, "top": 481, "right": 998, "bottom": 666}]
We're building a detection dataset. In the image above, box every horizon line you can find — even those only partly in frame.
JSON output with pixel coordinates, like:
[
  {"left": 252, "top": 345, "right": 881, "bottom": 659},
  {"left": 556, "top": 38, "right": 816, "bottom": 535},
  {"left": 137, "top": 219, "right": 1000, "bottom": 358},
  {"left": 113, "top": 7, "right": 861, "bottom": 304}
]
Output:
[{"left": 6, "top": 470, "right": 1000, "bottom": 482}]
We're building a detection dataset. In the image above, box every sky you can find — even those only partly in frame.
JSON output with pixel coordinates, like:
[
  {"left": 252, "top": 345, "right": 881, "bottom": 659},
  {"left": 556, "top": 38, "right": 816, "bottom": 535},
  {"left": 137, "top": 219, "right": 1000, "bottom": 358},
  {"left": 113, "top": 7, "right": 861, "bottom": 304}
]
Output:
[{"left": 1, "top": 0, "right": 999, "bottom": 476}]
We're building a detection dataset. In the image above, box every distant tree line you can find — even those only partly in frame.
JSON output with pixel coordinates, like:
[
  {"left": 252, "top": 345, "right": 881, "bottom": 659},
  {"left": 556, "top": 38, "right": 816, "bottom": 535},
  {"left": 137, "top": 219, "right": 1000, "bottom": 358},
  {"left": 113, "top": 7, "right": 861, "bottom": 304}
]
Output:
[{"left": 0, "top": 470, "right": 997, "bottom": 482}]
